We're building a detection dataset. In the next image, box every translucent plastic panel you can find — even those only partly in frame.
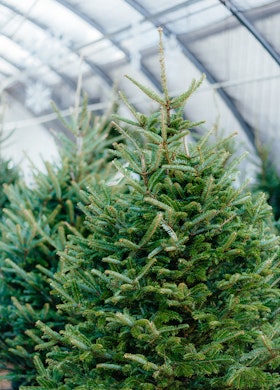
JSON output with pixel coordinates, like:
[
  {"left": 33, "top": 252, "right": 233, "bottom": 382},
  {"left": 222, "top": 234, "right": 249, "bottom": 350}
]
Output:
[
  {"left": 2, "top": 15, "right": 64, "bottom": 60},
  {"left": 0, "top": 58, "right": 18, "bottom": 76},
  {"left": 2, "top": 96, "right": 59, "bottom": 179},
  {"left": 1, "top": 0, "right": 102, "bottom": 47},
  {"left": 138, "top": 0, "right": 190, "bottom": 14},
  {"left": 68, "top": 0, "right": 142, "bottom": 32},
  {"left": 120, "top": 23, "right": 159, "bottom": 54},
  {"left": 0, "top": 35, "right": 28, "bottom": 65},
  {"left": 247, "top": 9, "right": 280, "bottom": 55},
  {"left": 233, "top": 0, "right": 275, "bottom": 11},
  {"left": 0, "top": 4, "right": 14, "bottom": 28},
  {"left": 161, "top": 2, "right": 230, "bottom": 34},
  {"left": 58, "top": 53, "right": 91, "bottom": 79},
  {"left": 0, "top": 36, "right": 61, "bottom": 86},
  {"left": 226, "top": 76, "right": 280, "bottom": 167},
  {"left": 0, "top": 0, "right": 40, "bottom": 11},
  {"left": 185, "top": 22, "right": 280, "bottom": 160},
  {"left": 82, "top": 40, "right": 125, "bottom": 65},
  {"left": 185, "top": 22, "right": 279, "bottom": 84},
  {"left": 0, "top": 9, "right": 90, "bottom": 85}
]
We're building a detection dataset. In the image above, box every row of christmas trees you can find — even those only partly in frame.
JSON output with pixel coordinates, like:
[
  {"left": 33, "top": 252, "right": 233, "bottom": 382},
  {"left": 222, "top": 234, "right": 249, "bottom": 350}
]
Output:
[{"left": 0, "top": 34, "right": 279, "bottom": 389}]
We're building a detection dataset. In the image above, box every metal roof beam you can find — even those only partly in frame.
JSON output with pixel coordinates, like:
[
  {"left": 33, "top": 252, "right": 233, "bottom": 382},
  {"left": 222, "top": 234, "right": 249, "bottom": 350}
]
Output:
[
  {"left": 0, "top": 32, "right": 77, "bottom": 92},
  {"left": 220, "top": 0, "right": 280, "bottom": 66},
  {"left": 56, "top": 0, "right": 163, "bottom": 92},
  {"left": 124, "top": 0, "right": 255, "bottom": 146},
  {"left": 0, "top": 54, "right": 75, "bottom": 116},
  {"left": 56, "top": 0, "right": 132, "bottom": 59},
  {"left": 0, "top": 1, "right": 113, "bottom": 88}
]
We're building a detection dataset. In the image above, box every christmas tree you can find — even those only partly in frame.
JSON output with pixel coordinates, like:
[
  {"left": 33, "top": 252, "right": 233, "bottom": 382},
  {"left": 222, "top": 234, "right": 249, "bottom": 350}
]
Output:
[
  {"left": 25, "top": 30, "right": 280, "bottom": 389},
  {"left": 0, "top": 96, "right": 119, "bottom": 388},
  {"left": 0, "top": 128, "right": 20, "bottom": 216},
  {"left": 253, "top": 140, "right": 280, "bottom": 229}
]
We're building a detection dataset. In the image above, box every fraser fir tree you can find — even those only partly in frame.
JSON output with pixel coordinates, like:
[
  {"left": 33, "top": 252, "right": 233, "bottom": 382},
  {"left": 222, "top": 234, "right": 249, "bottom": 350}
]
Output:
[
  {"left": 253, "top": 141, "right": 280, "bottom": 228},
  {"left": 27, "top": 30, "right": 279, "bottom": 389},
  {"left": 0, "top": 97, "right": 119, "bottom": 388},
  {"left": 0, "top": 129, "right": 20, "bottom": 216},
  {"left": 0, "top": 159, "right": 19, "bottom": 214}
]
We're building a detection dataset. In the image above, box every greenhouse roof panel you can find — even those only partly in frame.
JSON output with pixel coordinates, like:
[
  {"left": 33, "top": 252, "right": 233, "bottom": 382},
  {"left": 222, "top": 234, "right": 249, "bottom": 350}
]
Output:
[{"left": 0, "top": 0, "right": 279, "bottom": 166}]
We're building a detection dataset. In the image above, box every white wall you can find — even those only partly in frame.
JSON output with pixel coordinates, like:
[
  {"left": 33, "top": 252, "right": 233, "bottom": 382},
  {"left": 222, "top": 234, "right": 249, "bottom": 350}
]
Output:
[{"left": 1, "top": 95, "right": 59, "bottom": 182}]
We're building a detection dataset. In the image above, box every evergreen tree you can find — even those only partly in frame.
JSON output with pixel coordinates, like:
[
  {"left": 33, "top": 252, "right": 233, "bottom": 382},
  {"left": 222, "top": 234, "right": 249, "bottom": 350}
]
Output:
[
  {"left": 0, "top": 97, "right": 119, "bottom": 388},
  {"left": 0, "top": 159, "right": 19, "bottom": 213},
  {"left": 0, "top": 129, "right": 20, "bottom": 216},
  {"left": 26, "top": 30, "right": 280, "bottom": 389},
  {"left": 253, "top": 141, "right": 280, "bottom": 228}
]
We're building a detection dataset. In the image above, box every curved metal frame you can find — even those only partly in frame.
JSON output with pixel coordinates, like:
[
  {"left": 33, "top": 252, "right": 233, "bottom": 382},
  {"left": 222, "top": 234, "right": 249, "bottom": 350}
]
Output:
[
  {"left": 0, "top": 1, "right": 113, "bottom": 88},
  {"left": 0, "top": 0, "right": 278, "bottom": 146},
  {"left": 0, "top": 33, "right": 78, "bottom": 91},
  {"left": 56, "top": 0, "right": 163, "bottom": 91},
  {"left": 220, "top": 0, "right": 280, "bottom": 66},
  {"left": 0, "top": 33, "right": 78, "bottom": 103}
]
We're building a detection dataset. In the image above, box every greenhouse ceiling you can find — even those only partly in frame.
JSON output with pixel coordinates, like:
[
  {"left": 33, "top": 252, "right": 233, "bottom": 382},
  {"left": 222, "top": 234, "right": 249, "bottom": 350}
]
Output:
[{"left": 0, "top": 0, "right": 280, "bottom": 158}]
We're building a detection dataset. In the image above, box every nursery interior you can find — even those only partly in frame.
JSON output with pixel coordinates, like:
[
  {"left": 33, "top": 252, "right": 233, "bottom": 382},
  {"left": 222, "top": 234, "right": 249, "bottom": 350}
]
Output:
[{"left": 0, "top": 1, "right": 280, "bottom": 389}]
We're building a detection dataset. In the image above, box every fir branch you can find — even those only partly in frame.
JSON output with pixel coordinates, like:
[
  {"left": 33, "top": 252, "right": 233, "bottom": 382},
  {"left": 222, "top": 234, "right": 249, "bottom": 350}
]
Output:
[
  {"left": 144, "top": 196, "right": 174, "bottom": 212},
  {"left": 49, "top": 280, "right": 77, "bottom": 304},
  {"left": 161, "top": 219, "right": 178, "bottom": 241},
  {"left": 147, "top": 168, "right": 165, "bottom": 191},
  {"left": 45, "top": 162, "right": 62, "bottom": 200},
  {"left": 134, "top": 258, "right": 157, "bottom": 282},
  {"left": 158, "top": 27, "right": 169, "bottom": 105},
  {"left": 162, "top": 164, "right": 196, "bottom": 173},
  {"left": 124, "top": 353, "right": 159, "bottom": 370},
  {"left": 5, "top": 259, "right": 36, "bottom": 285},
  {"left": 111, "top": 121, "right": 142, "bottom": 154},
  {"left": 96, "top": 363, "right": 122, "bottom": 370},
  {"left": 11, "top": 297, "right": 34, "bottom": 323},
  {"left": 138, "top": 212, "right": 163, "bottom": 247},
  {"left": 148, "top": 246, "right": 163, "bottom": 259},
  {"left": 112, "top": 113, "right": 141, "bottom": 128},
  {"left": 43, "top": 204, "right": 62, "bottom": 226},
  {"left": 124, "top": 75, "right": 164, "bottom": 105},
  {"left": 104, "top": 270, "right": 133, "bottom": 284},
  {"left": 170, "top": 74, "right": 205, "bottom": 109},
  {"left": 117, "top": 238, "right": 139, "bottom": 251},
  {"left": 35, "top": 321, "right": 63, "bottom": 342},
  {"left": 22, "top": 208, "right": 57, "bottom": 248},
  {"left": 113, "top": 160, "right": 146, "bottom": 194},
  {"left": 117, "top": 91, "right": 142, "bottom": 123}
]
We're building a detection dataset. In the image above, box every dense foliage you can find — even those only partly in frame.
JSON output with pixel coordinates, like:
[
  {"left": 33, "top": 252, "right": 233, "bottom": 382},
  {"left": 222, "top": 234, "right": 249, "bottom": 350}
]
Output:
[
  {"left": 23, "top": 32, "right": 280, "bottom": 390},
  {"left": 0, "top": 98, "right": 119, "bottom": 388}
]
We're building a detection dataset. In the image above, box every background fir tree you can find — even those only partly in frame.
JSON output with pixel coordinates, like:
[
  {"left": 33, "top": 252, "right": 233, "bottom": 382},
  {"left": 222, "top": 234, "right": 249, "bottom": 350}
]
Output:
[
  {"left": 0, "top": 158, "right": 19, "bottom": 215},
  {"left": 0, "top": 128, "right": 20, "bottom": 217},
  {"left": 253, "top": 140, "right": 280, "bottom": 229},
  {"left": 0, "top": 96, "right": 119, "bottom": 388},
  {"left": 25, "top": 30, "right": 280, "bottom": 390}
]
